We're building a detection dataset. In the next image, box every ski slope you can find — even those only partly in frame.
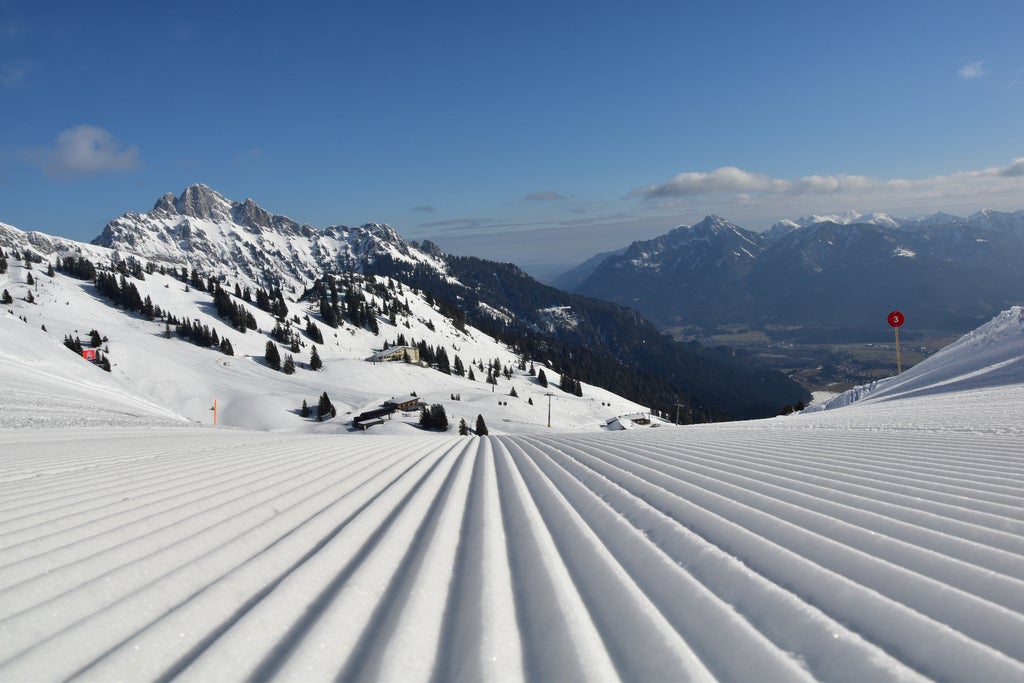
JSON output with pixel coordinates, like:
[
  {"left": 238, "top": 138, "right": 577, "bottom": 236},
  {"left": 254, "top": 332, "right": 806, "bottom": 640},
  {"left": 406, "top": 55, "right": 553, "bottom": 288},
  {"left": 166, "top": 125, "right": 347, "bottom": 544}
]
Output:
[{"left": 1, "top": 308, "right": 1022, "bottom": 680}]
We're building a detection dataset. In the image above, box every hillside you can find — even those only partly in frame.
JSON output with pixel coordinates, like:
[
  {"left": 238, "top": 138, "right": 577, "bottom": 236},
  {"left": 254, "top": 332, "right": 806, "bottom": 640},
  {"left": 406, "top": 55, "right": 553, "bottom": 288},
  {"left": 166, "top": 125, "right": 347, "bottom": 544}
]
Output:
[
  {"left": 1, "top": 308, "right": 1022, "bottom": 680},
  {"left": 0, "top": 237, "right": 646, "bottom": 434}
]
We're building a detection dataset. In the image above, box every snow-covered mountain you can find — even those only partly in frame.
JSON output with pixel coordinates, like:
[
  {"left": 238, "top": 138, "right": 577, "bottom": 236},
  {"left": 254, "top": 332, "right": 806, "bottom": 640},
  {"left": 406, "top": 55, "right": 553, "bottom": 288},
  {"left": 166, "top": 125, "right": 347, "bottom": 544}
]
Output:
[
  {"left": 567, "top": 216, "right": 766, "bottom": 328},
  {"left": 793, "top": 210, "right": 902, "bottom": 229},
  {"left": 768, "top": 208, "right": 1024, "bottom": 234},
  {"left": 91, "top": 184, "right": 443, "bottom": 291},
  {"left": 1, "top": 229, "right": 649, "bottom": 433},
  {"left": 1, "top": 303, "right": 1021, "bottom": 680},
  {"left": 565, "top": 209, "right": 1024, "bottom": 335}
]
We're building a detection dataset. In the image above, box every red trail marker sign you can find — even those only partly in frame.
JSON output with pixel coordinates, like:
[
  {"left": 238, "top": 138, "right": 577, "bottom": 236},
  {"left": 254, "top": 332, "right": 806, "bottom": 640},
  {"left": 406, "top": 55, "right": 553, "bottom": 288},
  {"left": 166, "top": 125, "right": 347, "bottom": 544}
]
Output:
[{"left": 888, "top": 310, "right": 905, "bottom": 373}]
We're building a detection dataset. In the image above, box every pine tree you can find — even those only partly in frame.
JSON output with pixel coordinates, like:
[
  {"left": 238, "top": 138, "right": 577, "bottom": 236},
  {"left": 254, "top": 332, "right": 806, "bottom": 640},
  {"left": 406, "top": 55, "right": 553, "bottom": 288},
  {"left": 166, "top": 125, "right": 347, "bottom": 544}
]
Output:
[
  {"left": 537, "top": 369, "right": 548, "bottom": 388},
  {"left": 436, "top": 346, "right": 451, "bottom": 374},
  {"left": 1, "top": 289, "right": 12, "bottom": 305},
  {"left": 309, "top": 345, "right": 322, "bottom": 370},
  {"left": 509, "top": 386, "right": 518, "bottom": 398},
  {"left": 475, "top": 414, "right": 488, "bottom": 436},
  {"left": 63, "top": 335, "right": 84, "bottom": 354},
  {"left": 306, "top": 319, "right": 324, "bottom": 344},
  {"left": 300, "top": 399, "right": 310, "bottom": 418},
  {"left": 458, "top": 418, "right": 469, "bottom": 436},
  {"left": 282, "top": 354, "right": 295, "bottom": 374},
  {"left": 419, "top": 403, "right": 449, "bottom": 431},
  {"left": 431, "top": 404, "right": 448, "bottom": 431},
  {"left": 26, "top": 272, "right": 34, "bottom": 286},
  {"left": 317, "top": 392, "right": 334, "bottom": 421},
  {"left": 265, "top": 340, "right": 281, "bottom": 370}
]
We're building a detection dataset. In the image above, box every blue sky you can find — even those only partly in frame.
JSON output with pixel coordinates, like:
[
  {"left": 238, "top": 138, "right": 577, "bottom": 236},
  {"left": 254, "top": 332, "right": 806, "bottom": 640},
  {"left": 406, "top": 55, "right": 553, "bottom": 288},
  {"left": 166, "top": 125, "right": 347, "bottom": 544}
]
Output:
[{"left": 2, "top": 1, "right": 1023, "bottom": 277}]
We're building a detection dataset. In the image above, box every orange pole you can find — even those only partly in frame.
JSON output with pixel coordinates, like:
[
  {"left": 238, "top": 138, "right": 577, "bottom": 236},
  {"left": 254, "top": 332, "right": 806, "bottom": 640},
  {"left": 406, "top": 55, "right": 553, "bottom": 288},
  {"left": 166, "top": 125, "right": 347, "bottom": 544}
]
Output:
[
  {"left": 895, "top": 327, "right": 902, "bottom": 374},
  {"left": 213, "top": 399, "right": 217, "bottom": 426}
]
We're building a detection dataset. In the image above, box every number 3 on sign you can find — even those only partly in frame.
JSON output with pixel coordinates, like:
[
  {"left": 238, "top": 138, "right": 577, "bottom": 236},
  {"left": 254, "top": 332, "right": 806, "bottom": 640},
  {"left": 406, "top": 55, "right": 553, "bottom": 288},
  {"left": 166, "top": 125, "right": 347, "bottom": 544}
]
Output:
[{"left": 888, "top": 311, "right": 904, "bottom": 328}]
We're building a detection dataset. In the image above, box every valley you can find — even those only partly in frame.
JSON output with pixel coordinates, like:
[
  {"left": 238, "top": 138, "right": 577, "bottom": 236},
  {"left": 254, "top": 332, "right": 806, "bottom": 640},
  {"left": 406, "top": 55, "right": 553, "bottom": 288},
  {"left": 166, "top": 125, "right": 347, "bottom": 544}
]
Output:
[
  {"left": 553, "top": 210, "right": 1024, "bottom": 395},
  {"left": 670, "top": 323, "right": 960, "bottom": 393}
]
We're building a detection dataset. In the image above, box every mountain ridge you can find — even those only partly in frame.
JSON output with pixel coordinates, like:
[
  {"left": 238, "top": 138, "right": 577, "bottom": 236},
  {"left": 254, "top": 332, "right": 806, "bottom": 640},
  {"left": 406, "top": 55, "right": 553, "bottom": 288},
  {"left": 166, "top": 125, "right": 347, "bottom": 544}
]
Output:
[
  {"left": 564, "top": 210, "right": 1024, "bottom": 337},
  {"left": 90, "top": 184, "right": 438, "bottom": 291}
]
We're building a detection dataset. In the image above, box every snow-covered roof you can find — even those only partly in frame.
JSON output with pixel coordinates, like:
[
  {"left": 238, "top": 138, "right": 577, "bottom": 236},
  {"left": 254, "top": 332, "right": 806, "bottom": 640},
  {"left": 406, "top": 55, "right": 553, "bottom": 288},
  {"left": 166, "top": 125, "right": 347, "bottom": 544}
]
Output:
[
  {"left": 369, "top": 345, "right": 417, "bottom": 360},
  {"left": 383, "top": 394, "right": 421, "bottom": 407}
]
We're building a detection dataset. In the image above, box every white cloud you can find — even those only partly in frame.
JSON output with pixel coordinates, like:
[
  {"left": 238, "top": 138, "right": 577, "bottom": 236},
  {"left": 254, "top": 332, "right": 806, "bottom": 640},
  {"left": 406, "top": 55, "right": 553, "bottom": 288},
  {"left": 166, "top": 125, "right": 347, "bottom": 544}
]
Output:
[
  {"left": 999, "top": 157, "right": 1024, "bottom": 177},
  {"left": 41, "top": 125, "right": 141, "bottom": 178},
  {"left": 525, "top": 191, "right": 566, "bottom": 201},
  {"left": 1, "top": 63, "right": 28, "bottom": 87},
  {"left": 630, "top": 159, "right": 1024, "bottom": 226},
  {"left": 634, "top": 166, "right": 782, "bottom": 198},
  {"left": 633, "top": 167, "right": 890, "bottom": 199},
  {"left": 958, "top": 60, "right": 987, "bottom": 79},
  {"left": 418, "top": 217, "right": 501, "bottom": 232}
]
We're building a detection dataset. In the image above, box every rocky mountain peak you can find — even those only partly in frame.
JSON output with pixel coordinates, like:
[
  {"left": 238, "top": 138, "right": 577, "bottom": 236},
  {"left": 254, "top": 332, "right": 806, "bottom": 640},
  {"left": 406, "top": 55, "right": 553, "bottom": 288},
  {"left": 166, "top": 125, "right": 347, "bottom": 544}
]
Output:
[
  {"left": 696, "top": 214, "right": 732, "bottom": 230},
  {"left": 415, "top": 239, "right": 446, "bottom": 259},
  {"left": 90, "top": 184, "right": 445, "bottom": 291},
  {"left": 152, "top": 192, "right": 178, "bottom": 217},
  {"left": 174, "top": 184, "right": 233, "bottom": 222}
]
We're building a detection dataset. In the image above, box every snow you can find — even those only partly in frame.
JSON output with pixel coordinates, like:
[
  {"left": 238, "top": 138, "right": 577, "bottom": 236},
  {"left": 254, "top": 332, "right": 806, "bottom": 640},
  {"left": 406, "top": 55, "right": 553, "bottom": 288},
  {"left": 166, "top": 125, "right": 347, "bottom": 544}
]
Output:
[
  {"left": 536, "top": 305, "right": 578, "bottom": 332},
  {"left": 2, "top": 251, "right": 1023, "bottom": 680},
  {"left": 0, "top": 247, "right": 641, "bottom": 435}
]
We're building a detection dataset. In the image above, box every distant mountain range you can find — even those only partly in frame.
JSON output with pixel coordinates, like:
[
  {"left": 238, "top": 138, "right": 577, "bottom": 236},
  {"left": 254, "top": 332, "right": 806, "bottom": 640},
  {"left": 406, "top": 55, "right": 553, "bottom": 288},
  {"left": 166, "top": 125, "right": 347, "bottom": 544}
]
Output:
[
  {"left": 1, "top": 184, "right": 810, "bottom": 420},
  {"left": 554, "top": 210, "right": 1024, "bottom": 339}
]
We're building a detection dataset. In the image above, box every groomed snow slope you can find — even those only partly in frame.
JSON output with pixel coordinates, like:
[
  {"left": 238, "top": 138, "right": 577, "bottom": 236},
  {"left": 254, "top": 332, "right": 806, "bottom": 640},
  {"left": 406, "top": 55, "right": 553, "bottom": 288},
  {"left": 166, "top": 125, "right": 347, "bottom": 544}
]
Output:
[{"left": 1, "top": 311, "right": 1022, "bottom": 681}]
